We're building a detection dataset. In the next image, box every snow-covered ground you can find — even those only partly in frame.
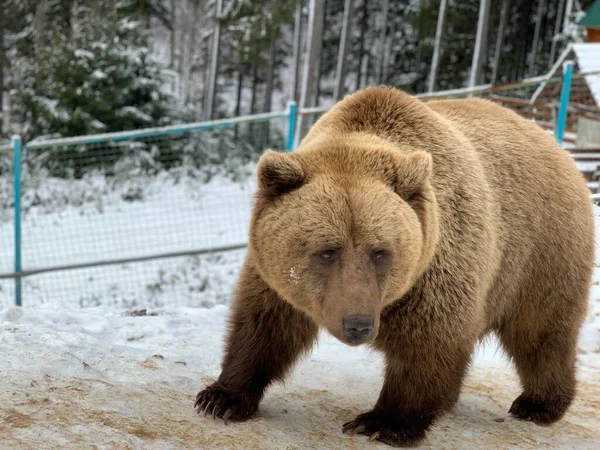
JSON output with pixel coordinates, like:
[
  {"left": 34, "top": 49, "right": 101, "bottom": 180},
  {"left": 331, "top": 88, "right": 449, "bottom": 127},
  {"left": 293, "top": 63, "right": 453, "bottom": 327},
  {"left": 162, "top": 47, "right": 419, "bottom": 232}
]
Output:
[
  {"left": 1, "top": 286, "right": 599, "bottom": 449},
  {"left": 1, "top": 167, "right": 599, "bottom": 448},
  {"left": 0, "top": 169, "right": 257, "bottom": 309}
]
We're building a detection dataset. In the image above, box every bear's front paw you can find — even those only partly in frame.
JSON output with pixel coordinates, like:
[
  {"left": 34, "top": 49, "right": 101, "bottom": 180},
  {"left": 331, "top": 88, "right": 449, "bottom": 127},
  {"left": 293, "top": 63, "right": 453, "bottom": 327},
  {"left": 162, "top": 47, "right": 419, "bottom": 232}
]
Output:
[
  {"left": 509, "top": 393, "right": 569, "bottom": 425},
  {"left": 194, "top": 383, "right": 261, "bottom": 424},
  {"left": 342, "top": 409, "right": 431, "bottom": 448}
]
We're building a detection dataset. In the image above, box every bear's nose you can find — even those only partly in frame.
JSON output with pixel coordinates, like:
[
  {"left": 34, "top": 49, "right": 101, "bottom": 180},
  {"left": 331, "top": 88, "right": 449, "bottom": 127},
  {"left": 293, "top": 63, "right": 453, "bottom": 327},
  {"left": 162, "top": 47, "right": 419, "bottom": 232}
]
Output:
[{"left": 342, "top": 315, "right": 374, "bottom": 340}]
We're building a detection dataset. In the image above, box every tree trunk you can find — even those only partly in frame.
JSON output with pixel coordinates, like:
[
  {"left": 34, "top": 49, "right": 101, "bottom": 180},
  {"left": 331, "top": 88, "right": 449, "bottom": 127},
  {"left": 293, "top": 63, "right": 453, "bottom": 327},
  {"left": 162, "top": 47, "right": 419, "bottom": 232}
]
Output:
[
  {"left": 468, "top": 0, "right": 491, "bottom": 87},
  {"left": 364, "top": 43, "right": 373, "bottom": 85},
  {"left": 71, "top": 0, "right": 79, "bottom": 39},
  {"left": 297, "top": 0, "right": 326, "bottom": 145},
  {"left": 234, "top": 65, "right": 244, "bottom": 142},
  {"left": 235, "top": 73, "right": 244, "bottom": 117},
  {"left": 170, "top": 0, "right": 177, "bottom": 69},
  {"left": 528, "top": 0, "right": 546, "bottom": 76},
  {"left": 355, "top": 0, "right": 368, "bottom": 90},
  {"left": 490, "top": 0, "right": 509, "bottom": 85},
  {"left": 177, "top": 0, "right": 187, "bottom": 74},
  {"left": 428, "top": 0, "right": 447, "bottom": 92},
  {"left": 291, "top": 0, "right": 303, "bottom": 102},
  {"left": 35, "top": 0, "right": 47, "bottom": 54},
  {"left": 377, "top": 0, "right": 390, "bottom": 84},
  {"left": 250, "top": 47, "right": 259, "bottom": 115},
  {"left": 93, "top": 0, "right": 101, "bottom": 40},
  {"left": 249, "top": 59, "right": 259, "bottom": 148},
  {"left": 34, "top": 0, "right": 48, "bottom": 91},
  {"left": 315, "top": 0, "right": 327, "bottom": 104},
  {"left": 334, "top": 0, "right": 354, "bottom": 100},
  {"left": 182, "top": 0, "right": 200, "bottom": 107},
  {"left": 381, "top": 2, "right": 396, "bottom": 84},
  {"left": 516, "top": 1, "right": 531, "bottom": 81},
  {"left": 364, "top": 7, "right": 377, "bottom": 85},
  {"left": 0, "top": 26, "right": 4, "bottom": 135},
  {"left": 204, "top": 0, "right": 222, "bottom": 120},
  {"left": 262, "top": 38, "right": 276, "bottom": 150}
]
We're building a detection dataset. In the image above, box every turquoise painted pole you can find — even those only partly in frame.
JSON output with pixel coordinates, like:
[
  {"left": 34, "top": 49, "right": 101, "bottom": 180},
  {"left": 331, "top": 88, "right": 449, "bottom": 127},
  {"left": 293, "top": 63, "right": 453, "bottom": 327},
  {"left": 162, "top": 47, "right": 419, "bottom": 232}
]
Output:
[
  {"left": 286, "top": 101, "right": 297, "bottom": 152},
  {"left": 12, "top": 135, "right": 22, "bottom": 307},
  {"left": 555, "top": 60, "right": 574, "bottom": 146}
]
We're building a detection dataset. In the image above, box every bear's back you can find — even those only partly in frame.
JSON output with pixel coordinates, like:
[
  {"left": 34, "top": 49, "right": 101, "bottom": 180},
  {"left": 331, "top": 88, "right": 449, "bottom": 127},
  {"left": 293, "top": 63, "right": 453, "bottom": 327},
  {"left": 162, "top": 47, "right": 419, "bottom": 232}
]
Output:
[
  {"left": 427, "top": 96, "right": 594, "bottom": 323},
  {"left": 426, "top": 96, "right": 592, "bottom": 239}
]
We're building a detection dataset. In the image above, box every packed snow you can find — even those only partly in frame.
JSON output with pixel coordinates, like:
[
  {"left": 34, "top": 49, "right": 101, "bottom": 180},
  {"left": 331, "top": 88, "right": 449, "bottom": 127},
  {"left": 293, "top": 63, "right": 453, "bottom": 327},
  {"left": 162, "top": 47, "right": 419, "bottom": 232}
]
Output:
[
  {"left": 0, "top": 174, "right": 599, "bottom": 448},
  {"left": 1, "top": 289, "right": 599, "bottom": 448}
]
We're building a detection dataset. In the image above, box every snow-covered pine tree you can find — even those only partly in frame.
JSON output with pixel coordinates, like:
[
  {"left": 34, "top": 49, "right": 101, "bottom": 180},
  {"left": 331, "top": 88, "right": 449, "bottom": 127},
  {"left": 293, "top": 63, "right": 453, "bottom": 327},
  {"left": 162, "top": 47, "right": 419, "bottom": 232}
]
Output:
[{"left": 15, "top": 16, "right": 173, "bottom": 140}]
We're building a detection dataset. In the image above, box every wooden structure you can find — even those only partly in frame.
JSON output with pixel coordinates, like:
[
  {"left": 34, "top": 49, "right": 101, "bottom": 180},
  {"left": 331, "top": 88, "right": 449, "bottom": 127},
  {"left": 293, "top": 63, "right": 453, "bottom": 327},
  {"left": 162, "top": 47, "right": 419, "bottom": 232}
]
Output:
[
  {"left": 530, "top": 2, "right": 600, "bottom": 111},
  {"left": 579, "top": 0, "right": 600, "bottom": 43}
]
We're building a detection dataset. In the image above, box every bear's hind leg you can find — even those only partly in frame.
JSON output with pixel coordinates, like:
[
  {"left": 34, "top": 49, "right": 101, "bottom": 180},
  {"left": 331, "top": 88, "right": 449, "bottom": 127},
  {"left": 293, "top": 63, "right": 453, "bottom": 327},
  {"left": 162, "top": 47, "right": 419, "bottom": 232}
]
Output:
[
  {"left": 195, "top": 263, "right": 319, "bottom": 423},
  {"left": 498, "top": 290, "right": 587, "bottom": 425}
]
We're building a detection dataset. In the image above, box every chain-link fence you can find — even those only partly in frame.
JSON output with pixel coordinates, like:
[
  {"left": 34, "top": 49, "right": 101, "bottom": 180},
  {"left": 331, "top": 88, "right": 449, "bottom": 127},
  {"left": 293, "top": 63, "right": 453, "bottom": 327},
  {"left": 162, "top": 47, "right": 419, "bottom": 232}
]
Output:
[
  {"left": 0, "top": 144, "right": 15, "bottom": 303},
  {"left": 0, "top": 108, "right": 296, "bottom": 309}
]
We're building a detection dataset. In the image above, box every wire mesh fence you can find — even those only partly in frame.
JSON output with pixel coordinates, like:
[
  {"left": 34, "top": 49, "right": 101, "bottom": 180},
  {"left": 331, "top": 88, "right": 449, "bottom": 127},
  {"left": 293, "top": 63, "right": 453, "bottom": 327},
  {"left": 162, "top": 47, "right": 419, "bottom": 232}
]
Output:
[
  {"left": 0, "top": 146, "right": 15, "bottom": 302},
  {"left": 0, "top": 113, "right": 290, "bottom": 309}
]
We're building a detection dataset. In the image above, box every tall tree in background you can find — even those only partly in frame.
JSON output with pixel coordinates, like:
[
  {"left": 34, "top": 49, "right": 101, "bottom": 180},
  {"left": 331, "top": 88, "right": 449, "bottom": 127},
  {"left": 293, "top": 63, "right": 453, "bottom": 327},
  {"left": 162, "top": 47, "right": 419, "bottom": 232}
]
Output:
[
  {"left": 204, "top": 0, "right": 223, "bottom": 120},
  {"left": 528, "top": 0, "right": 547, "bottom": 75},
  {"left": 0, "top": 8, "right": 5, "bottom": 135},
  {"left": 297, "top": 0, "right": 325, "bottom": 143},
  {"left": 428, "top": 0, "right": 447, "bottom": 92},
  {"left": 334, "top": 0, "right": 354, "bottom": 100},
  {"left": 376, "top": 0, "right": 390, "bottom": 83},
  {"left": 380, "top": 0, "right": 397, "bottom": 84},
  {"left": 355, "top": 0, "right": 369, "bottom": 90},
  {"left": 490, "top": 0, "right": 509, "bottom": 85},
  {"left": 469, "top": 0, "right": 492, "bottom": 87},
  {"left": 291, "top": 1, "right": 303, "bottom": 102}
]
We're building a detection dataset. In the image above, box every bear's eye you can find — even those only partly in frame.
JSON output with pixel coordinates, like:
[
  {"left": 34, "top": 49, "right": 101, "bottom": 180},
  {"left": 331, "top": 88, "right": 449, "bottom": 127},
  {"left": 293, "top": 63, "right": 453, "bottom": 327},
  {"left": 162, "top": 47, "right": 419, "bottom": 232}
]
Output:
[
  {"left": 319, "top": 249, "right": 339, "bottom": 262},
  {"left": 371, "top": 249, "right": 389, "bottom": 263}
]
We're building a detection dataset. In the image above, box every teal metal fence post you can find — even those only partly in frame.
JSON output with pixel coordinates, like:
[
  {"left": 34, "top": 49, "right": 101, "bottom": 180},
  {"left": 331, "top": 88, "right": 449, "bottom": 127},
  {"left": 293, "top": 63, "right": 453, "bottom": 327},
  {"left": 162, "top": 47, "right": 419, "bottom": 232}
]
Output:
[
  {"left": 12, "top": 135, "right": 22, "bottom": 307},
  {"left": 555, "top": 60, "right": 574, "bottom": 146},
  {"left": 286, "top": 101, "right": 297, "bottom": 152}
]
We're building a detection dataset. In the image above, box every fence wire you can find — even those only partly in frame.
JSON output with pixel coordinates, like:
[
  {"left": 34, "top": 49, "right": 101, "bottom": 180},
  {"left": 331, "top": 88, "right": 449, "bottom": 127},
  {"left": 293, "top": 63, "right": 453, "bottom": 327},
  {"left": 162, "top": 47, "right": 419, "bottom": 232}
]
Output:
[
  {"left": 0, "top": 117, "right": 287, "bottom": 309},
  {"left": 0, "top": 147, "right": 14, "bottom": 302}
]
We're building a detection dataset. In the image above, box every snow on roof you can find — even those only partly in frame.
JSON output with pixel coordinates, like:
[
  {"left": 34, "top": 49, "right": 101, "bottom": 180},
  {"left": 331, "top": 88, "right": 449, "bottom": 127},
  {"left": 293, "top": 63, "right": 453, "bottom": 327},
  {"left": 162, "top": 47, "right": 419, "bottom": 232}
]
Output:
[
  {"left": 573, "top": 43, "right": 600, "bottom": 106},
  {"left": 532, "top": 42, "right": 600, "bottom": 105}
]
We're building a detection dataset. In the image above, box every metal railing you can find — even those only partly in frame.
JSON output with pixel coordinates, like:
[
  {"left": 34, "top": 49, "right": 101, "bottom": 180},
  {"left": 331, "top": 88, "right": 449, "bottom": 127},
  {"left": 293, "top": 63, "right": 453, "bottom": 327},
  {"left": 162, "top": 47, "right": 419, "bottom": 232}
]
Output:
[{"left": 1, "top": 103, "right": 299, "bottom": 308}]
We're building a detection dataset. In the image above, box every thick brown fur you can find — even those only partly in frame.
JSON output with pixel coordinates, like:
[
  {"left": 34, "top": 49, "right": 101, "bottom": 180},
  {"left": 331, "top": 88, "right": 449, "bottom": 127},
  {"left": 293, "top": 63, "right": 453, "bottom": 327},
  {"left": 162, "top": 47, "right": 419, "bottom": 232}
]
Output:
[{"left": 195, "top": 86, "right": 595, "bottom": 447}]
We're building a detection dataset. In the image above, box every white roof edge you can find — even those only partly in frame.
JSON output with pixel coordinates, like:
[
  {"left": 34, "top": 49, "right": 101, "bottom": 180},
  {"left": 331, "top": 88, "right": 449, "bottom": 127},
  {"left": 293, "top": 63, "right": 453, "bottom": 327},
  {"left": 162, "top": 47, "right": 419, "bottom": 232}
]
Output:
[{"left": 572, "top": 43, "right": 600, "bottom": 106}]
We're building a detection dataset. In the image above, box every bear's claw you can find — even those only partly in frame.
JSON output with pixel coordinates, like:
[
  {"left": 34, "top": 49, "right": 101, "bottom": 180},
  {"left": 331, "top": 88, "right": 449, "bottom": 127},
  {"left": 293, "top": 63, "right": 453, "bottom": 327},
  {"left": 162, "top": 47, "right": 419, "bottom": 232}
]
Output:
[
  {"left": 342, "top": 410, "right": 428, "bottom": 448},
  {"left": 195, "top": 389, "right": 232, "bottom": 423},
  {"left": 194, "top": 383, "right": 261, "bottom": 425}
]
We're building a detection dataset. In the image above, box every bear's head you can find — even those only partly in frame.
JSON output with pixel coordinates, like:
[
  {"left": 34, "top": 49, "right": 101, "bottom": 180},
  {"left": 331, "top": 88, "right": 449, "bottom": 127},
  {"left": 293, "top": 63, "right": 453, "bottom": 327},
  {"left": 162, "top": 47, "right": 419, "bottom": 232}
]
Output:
[{"left": 249, "top": 133, "right": 439, "bottom": 346}]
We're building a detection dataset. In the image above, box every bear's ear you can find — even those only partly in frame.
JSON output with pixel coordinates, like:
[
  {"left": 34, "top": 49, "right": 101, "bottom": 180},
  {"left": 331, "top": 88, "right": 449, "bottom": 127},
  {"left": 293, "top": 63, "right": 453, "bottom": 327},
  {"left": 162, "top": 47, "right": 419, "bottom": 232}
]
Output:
[
  {"left": 391, "top": 151, "right": 433, "bottom": 203},
  {"left": 257, "top": 150, "right": 305, "bottom": 197}
]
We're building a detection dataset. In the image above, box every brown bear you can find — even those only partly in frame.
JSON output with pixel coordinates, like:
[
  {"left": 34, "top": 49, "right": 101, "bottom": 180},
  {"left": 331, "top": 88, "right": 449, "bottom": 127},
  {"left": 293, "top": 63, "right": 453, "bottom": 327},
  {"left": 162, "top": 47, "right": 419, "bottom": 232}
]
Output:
[{"left": 194, "top": 86, "right": 595, "bottom": 447}]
